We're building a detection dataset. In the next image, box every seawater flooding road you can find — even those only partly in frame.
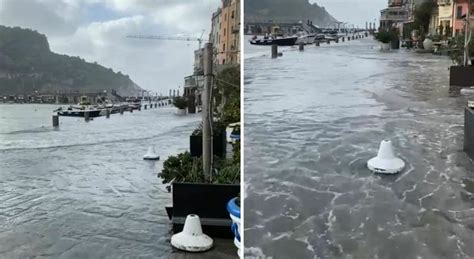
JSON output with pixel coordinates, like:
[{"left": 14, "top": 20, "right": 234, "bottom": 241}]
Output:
[
  {"left": 0, "top": 105, "right": 234, "bottom": 258},
  {"left": 244, "top": 37, "right": 474, "bottom": 258}
]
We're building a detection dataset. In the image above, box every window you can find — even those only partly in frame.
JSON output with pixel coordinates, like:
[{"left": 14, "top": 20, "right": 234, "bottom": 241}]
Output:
[
  {"left": 231, "top": 11, "right": 234, "bottom": 19},
  {"left": 223, "top": 43, "right": 226, "bottom": 51},
  {"left": 225, "top": 14, "right": 227, "bottom": 21},
  {"left": 457, "top": 6, "right": 463, "bottom": 19},
  {"left": 224, "top": 28, "right": 226, "bottom": 36}
]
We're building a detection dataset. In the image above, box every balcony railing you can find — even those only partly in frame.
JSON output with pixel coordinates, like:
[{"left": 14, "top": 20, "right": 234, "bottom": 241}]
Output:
[
  {"left": 381, "top": 10, "right": 409, "bottom": 22},
  {"left": 438, "top": 0, "right": 451, "bottom": 6}
]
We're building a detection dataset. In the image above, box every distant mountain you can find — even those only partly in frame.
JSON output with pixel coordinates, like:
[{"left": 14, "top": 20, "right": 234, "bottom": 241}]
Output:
[
  {"left": 244, "top": 0, "right": 338, "bottom": 27},
  {"left": 0, "top": 25, "right": 142, "bottom": 96}
]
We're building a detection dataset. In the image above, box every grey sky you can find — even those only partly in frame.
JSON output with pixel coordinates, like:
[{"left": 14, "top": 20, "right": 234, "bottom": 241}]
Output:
[
  {"left": 312, "top": 0, "right": 386, "bottom": 28},
  {"left": 0, "top": 0, "right": 220, "bottom": 95}
]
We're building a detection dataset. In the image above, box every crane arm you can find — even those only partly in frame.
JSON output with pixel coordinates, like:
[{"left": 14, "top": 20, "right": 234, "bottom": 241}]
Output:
[{"left": 126, "top": 35, "right": 201, "bottom": 42}]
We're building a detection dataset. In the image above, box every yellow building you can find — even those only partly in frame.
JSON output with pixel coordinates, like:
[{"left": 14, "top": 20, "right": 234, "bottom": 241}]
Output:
[
  {"left": 437, "top": 0, "right": 454, "bottom": 35},
  {"left": 216, "top": 0, "right": 240, "bottom": 65}
]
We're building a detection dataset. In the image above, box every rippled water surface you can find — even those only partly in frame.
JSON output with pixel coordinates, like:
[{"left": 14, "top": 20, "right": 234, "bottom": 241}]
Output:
[
  {"left": 0, "top": 105, "right": 235, "bottom": 258},
  {"left": 244, "top": 37, "right": 474, "bottom": 258}
]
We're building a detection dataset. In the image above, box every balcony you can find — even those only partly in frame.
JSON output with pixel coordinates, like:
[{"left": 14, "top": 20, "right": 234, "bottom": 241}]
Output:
[
  {"left": 388, "top": 0, "right": 404, "bottom": 7},
  {"left": 438, "top": 0, "right": 451, "bottom": 6},
  {"left": 184, "top": 76, "right": 197, "bottom": 88}
]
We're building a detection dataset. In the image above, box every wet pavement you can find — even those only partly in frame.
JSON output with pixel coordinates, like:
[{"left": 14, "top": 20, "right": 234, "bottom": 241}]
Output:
[
  {"left": 244, "top": 36, "right": 474, "bottom": 258},
  {"left": 0, "top": 104, "right": 237, "bottom": 258}
]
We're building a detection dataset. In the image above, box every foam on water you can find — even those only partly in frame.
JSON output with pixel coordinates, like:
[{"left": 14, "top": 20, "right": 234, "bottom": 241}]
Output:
[
  {"left": 244, "top": 38, "right": 474, "bottom": 258},
  {"left": 0, "top": 105, "right": 212, "bottom": 258}
]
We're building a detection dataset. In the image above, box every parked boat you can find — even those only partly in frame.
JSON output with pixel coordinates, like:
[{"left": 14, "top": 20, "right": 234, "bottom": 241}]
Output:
[
  {"left": 57, "top": 108, "right": 102, "bottom": 118},
  {"left": 249, "top": 36, "right": 298, "bottom": 46},
  {"left": 296, "top": 34, "right": 317, "bottom": 45}
]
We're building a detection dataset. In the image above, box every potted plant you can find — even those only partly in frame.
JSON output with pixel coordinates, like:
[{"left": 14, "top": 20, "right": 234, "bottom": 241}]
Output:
[
  {"left": 375, "top": 30, "right": 392, "bottom": 51},
  {"left": 159, "top": 152, "right": 240, "bottom": 238},
  {"left": 173, "top": 96, "right": 187, "bottom": 115},
  {"left": 389, "top": 27, "right": 400, "bottom": 50},
  {"left": 189, "top": 121, "right": 227, "bottom": 158},
  {"left": 161, "top": 64, "right": 240, "bottom": 240}
]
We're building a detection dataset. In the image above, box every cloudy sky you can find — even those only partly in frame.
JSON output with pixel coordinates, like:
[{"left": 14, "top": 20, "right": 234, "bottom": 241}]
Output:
[
  {"left": 0, "top": 0, "right": 220, "bottom": 95},
  {"left": 312, "top": 0, "right": 386, "bottom": 28}
]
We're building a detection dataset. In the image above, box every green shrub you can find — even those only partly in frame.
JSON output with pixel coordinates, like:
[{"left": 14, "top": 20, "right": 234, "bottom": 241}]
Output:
[
  {"left": 449, "top": 34, "right": 474, "bottom": 65},
  {"left": 173, "top": 96, "right": 188, "bottom": 109},
  {"left": 232, "top": 140, "right": 240, "bottom": 165},
  {"left": 375, "top": 30, "right": 393, "bottom": 44},
  {"left": 159, "top": 152, "right": 240, "bottom": 184},
  {"left": 159, "top": 152, "right": 204, "bottom": 184}
]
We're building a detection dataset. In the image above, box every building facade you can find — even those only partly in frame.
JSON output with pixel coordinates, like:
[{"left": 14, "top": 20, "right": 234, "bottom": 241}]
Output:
[
  {"left": 216, "top": 0, "right": 240, "bottom": 65},
  {"left": 380, "top": 0, "right": 411, "bottom": 30},
  {"left": 438, "top": 0, "right": 454, "bottom": 36},
  {"left": 452, "top": 0, "right": 474, "bottom": 36},
  {"left": 210, "top": 8, "right": 221, "bottom": 58}
]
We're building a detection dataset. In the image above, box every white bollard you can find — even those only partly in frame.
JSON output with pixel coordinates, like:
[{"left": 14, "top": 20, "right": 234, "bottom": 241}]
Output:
[
  {"left": 367, "top": 140, "right": 405, "bottom": 174},
  {"left": 143, "top": 146, "right": 160, "bottom": 160},
  {"left": 171, "top": 214, "right": 213, "bottom": 252}
]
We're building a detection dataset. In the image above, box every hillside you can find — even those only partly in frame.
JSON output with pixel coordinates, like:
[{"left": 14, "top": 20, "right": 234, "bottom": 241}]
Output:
[
  {"left": 0, "top": 25, "right": 142, "bottom": 96},
  {"left": 244, "top": 0, "right": 338, "bottom": 27}
]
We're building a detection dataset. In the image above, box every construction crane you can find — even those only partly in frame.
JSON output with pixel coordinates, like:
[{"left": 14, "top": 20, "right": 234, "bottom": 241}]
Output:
[{"left": 126, "top": 30, "right": 207, "bottom": 49}]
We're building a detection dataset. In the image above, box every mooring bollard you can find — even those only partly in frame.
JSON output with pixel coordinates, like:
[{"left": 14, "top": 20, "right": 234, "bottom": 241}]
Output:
[
  {"left": 327, "top": 39, "right": 331, "bottom": 44},
  {"left": 352, "top": 36, "right": 355, "bottom": 40},
  {"left": 84, "top": 111, "right": 90, "bottom": 122},
  {"left": 299, "top": 42, "right": 304, "bottom": 51},
  {"left": 106, "top": 109, "right": 110, "bottom": 118},
  {"left": 342, "top": 37, "right": 345, "bottom": 42},
  {"left": 52, "top": 114, "right": 59, "bottom": 127},
  {"left": 348, "top": 37, "right": 351, "bottom": 41},
  {"left": 335, "top": 38, "right": 339, "bottom": 43},
  {"left": 138, "top": 105, "right": 142, "bottom": 111},
  {"left": 144, "top": 104, "right": 147, "bottom": 110},
  {"left": 271, "top": 44, "right": 278, "bottom": 58},
  {"left": 315, "top": 41, "right": 320, "bottom": 47},
  {"left": 120, "top": 108, "right": 124, "bottom": 115}
]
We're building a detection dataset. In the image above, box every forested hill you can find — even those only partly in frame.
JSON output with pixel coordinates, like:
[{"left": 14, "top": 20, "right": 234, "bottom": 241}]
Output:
[
  {"left": 244, "top": 0, "right": 338, "bottom": 27},
  {"left": 0, "top": 25, "right": 142, "bottom": 95}
]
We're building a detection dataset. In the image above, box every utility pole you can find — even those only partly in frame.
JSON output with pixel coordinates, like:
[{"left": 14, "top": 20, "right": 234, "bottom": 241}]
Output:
[{"left": 202, "top": 42, "right": 213, "bottom": 180}]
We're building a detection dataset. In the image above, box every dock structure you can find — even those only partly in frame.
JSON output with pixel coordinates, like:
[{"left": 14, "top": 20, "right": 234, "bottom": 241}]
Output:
[{"left": 245, "top": 19, "right": 321, "bottom": 36}]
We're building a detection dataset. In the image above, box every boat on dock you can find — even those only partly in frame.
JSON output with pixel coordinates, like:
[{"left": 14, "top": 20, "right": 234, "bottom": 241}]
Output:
[
  {"left": 57, "top": 108, "right": 102, "bottom": 118},
  {"left": 249, "top": 36, "right": 298, "bottom": 46}
]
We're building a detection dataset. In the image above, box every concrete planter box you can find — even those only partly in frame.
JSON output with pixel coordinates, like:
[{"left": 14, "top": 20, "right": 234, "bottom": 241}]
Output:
[
  {"left": 391, "top": 39, "right": 400, "bottom": 49},
  {"left": 465, "top": 107, "right": 474, "bottom": 160},
  {"left": 190, "top": 132, "right": 227, "bottom": 158},
  {"left": 166, "top": 183, "right": 240, "bottom": 238},
  {"left": 449, "top": 66, "right": 474, "bottom": 96},
  {"left": 176, "top": 108, "right": 187, "bottom": 116},
  {"left": 380, "top": 43, "right": 390, "bottom": 51}
]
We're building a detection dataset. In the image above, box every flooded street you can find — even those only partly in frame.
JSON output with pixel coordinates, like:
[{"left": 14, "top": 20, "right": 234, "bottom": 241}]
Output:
[
  {"left": 0, "top": 105, "right": 234, "bottom": 258},
  {"left": 244, "top": 37, "right": 474, "bottom": 258}
]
